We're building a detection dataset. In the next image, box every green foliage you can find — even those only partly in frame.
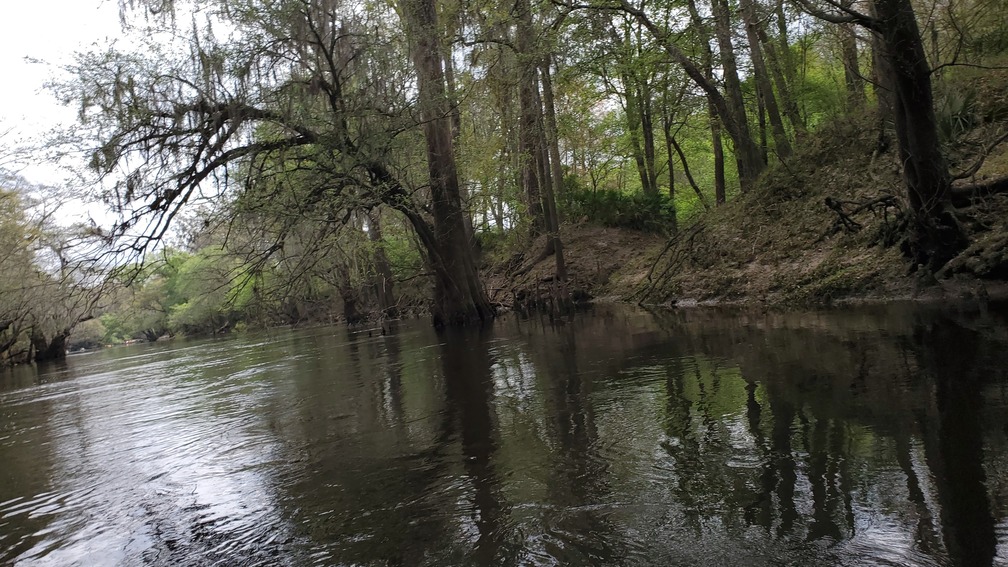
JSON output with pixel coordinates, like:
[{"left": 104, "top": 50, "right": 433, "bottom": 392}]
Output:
[
  {"left": 164, "top": 247, "right": 256, "bottom": 335},
  {"left": 934, "top": 82, "right": 978, "bottom": 143},
  {"left": 68, "top": 319, "right": 107, "bottom": 351},
  {"left": 383, "top": 235, "right": 425, "bottom": 280},
  {"left": 99, "top": 246, "right": 262, "bottom": 340},
  {"left": 793, "top": 47, "right": 849, "bottom": 128},
  {"left": 474, "top": 229, "right": 511, "bottom": 253},
  {"left": 98, "top": 312, "right": 128, "bottom": 343},
  {"left": 962, "top": 0, "right": 1008, "bottom": 56},
  {"left": 560, "top": 188, "right": 676, "bottom": 232}
]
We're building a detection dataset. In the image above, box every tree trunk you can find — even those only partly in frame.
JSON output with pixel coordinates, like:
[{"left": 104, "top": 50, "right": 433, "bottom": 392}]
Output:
[
  {"left": 774, "top": 0, "right": 798, "bottom": 91},
  {"left": 711, "top": 113, "right": 727, "bottom": 204},
  {"left": 30, "top": 328, "right": 69, "bottom": 362},
  {"left": 640, "top": 78, "right": 659, "bottom": 194},
  {"left": 760, "top": 27, "right": 806, "bottom": 133},
  {"left": 367, "top": 209, "right": 397, "bottom": 317},
  {"left": 540, "top": 56, "right": 566, "bottom": 199},
  {"left": 840, "top": 23, "right": 866, "bottom": 109},
  {"left": 869, "top": 2, "right": 895, "bottom": 153},
  {"left": 536, "top": 111, "right": 567, "bottom": 280},
  {"left": 619, "top": 63, "right": 654, "bottom": 195},
  {"left": 517, "top": 0, "right": 545, "bottom": 235},
  {"left": 493, "top": 173, "right": 506, "bottom": 232},
  {"left": 402, "top": 0, "right": 495, "bottom": 326},
  {"left": 538, "top": 58, "right": 568, "bottom": 280},
  {"left": 683, "top": 0, "right": 730, "bottom": 203},
  {"left": 661, "top": 95, "right": 679, "bottom": 233},
  {"left": 339, "top": 273, "right": 364, "bottom": 326},
  {"left": 671, "top": 135, "right": 713, "bottom": 210},
  {"left": 872, "top": 0, "right": 967, "bottom": 268},
  {"left": 756, "top": 84, "right": 769, "bottom": 163},
  {"left": 741, "top": 0, "right": 792, "bottom": 159},
  {"left": 710, "top": 0, "right": 764, "bottom": 190}
]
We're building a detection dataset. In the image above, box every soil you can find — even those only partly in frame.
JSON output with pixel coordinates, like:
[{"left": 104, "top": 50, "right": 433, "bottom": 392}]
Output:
[{"left": 482, "top": 223, "right": 665, "bottom": 308}]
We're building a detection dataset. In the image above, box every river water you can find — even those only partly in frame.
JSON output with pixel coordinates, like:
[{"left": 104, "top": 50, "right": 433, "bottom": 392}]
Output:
[{"left": 2, "top": 303, "right": 1008, "bottom": 566}]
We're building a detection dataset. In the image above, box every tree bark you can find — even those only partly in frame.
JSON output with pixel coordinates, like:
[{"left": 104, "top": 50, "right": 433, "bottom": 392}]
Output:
[
  {"left": 661, "top": 90, "right": 679, "bottom": 233},
  {"left": 640, "top": 78, "right": 659, "bottom": 194},
  {"left": 869, "top": 2, "right": 895, "bottom": 153},
  {"left": 367, "top": 209, "right": 397, "bottom": 317},
  {"left": 536, "top": 110, "right": 567, "bottom": 280},
  {"left": 741, "top": 0, "right": 792, "bottom": 159},
  {"left": 402, "top": 0, "right": 495, "bottom": 326},
  {"left": 873, "top": 0, "right": 967, "bottom": 268},
  {"left": 538, "top": 57, "right": 568, "bottom": 280},
  {"left": 756, "top": 82, "right": 769, "bottom": 163},
  {"left": 840, "top": 23, "right": 867, "bottom": 109},
  {"left": 540, "top": 56, "right": 566, "bottom": 199},
  {"left": 710, "top": 0, "right": 764, "bottom": 189},
  {"left": 711, "top": 112, "right": 727, "bottom": 205},
  {"left": 517, "top": 0, "right": 545, "bottom": 235}
]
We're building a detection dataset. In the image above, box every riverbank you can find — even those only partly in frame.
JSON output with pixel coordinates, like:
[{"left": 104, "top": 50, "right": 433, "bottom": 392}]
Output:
[{"left": 488, "top": 67, "right": 1008, "bottom": 309}]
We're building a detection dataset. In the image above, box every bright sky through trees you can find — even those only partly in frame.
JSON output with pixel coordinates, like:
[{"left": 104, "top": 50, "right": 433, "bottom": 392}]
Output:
[{"left": 0, "top": 1, "right": 122, "bottom": 183}]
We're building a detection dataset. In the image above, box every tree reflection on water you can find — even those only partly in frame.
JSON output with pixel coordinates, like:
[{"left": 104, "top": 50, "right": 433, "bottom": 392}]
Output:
[{"left": 2, "top": 302, "right": 1007, "bottom": 565}]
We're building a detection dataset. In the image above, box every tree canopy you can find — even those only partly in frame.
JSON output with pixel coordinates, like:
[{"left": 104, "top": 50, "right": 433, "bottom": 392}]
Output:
[{"left": 0, "top": 0, "right": 999, "bottom": 357}]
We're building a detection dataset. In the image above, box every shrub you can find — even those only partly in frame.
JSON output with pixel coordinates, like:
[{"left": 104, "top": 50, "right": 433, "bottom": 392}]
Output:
[
  {"left": 560, "top": 188, "right": 676, "bottom": 232},
  {"left": 934, "top": 81, "right": 978, "bottom": 143},
  {"left": 68, "top": 319, "right": 107, "bottom": 351}
]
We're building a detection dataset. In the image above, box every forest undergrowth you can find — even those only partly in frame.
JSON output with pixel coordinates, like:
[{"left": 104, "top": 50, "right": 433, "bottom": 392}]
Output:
[{"left": 495, "top": 64, "right": 1008, "bottom": 309}]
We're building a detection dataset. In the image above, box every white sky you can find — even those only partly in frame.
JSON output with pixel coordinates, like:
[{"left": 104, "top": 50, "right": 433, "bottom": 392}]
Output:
[{"left": 0, "top": 1, "right": 124, "bottom": 185}]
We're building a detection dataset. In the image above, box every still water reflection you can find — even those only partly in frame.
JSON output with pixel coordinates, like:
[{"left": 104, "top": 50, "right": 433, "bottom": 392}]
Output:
[{"left": 2, "top": 303, "right": 1008, "bottom": 565}]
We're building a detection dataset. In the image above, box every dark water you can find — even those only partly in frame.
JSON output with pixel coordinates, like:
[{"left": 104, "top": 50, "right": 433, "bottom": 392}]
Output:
[{"left": 3, "top": 303, "right": 1008, "bottom": 566}]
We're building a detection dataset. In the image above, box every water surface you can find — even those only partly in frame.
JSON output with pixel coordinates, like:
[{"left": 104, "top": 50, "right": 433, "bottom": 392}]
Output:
[{"left": 2, "top": 302, "right": 1008, "bottom": 566}]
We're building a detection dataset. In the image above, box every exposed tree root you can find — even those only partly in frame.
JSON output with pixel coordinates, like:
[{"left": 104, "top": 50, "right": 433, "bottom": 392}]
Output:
[
  {"left": 820, "top": 194, "right": 901, "bottom": 241},
  {"left": 950, "top": 175, "right": 1008, "bottom": 207},
  {"left": 510, "top": 241, "right": 555, "bottom": 278}
]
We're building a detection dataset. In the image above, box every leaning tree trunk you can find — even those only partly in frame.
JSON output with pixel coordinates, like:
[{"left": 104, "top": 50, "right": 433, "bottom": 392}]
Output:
[
  {"left": 685, "top": 0, "right": 728, "bottom": 203},
  {"left": 710, "top": 0, "right": 765, "bottom": 190},
  {"left": 741, "top": 0, "right": 792, "bottom": 159},
  {"left": 640, "top": 78, "right": 660, "bottom": 194},
  {"left": 874, "top": 0, "right": 967, "bottom": 268},
  {"left": 402, "top": 0, "right": 495, "bottom": 326}
]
